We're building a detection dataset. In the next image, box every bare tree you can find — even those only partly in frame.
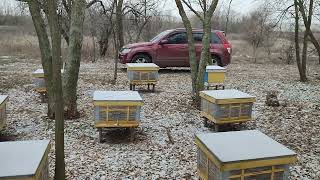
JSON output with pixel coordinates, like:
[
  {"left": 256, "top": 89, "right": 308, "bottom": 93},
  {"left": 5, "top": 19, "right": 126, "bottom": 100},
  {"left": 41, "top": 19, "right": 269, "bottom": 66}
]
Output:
[
  {"left": 46, "top": 0, "right": 65, "bottom": 178},
  {"left": 175, "top": 0, "right": 219, "bottom": 105},
  {"left": 25, "top": 0, "right": 65, "bottom": 178},
  {"left": 126, "top": 0, "right": 159, "bottom": 42},
  {"left": 225, "top": 0, "right": 233, "bottom": 36},
  {"left": 63, "top": 0, "right": 86, "bottom": 119},
  {"left": 243, "top": 5, "right": 273, "bottom": 63}
]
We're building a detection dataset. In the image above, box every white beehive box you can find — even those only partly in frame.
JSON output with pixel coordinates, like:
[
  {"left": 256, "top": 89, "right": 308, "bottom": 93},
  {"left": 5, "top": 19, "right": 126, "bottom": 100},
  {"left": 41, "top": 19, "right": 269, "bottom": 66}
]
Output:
[
  {"left": 127, "top": 63, "right": 160, "bottom": 84},
  {"left": 195, "top": 130, "right": 297, "bottom": 180},
  {"left": 32, "top": 69, "right": 46, "bottom": 93},
  {"left": 0, "top": 140, "right": 51, "bottom": 180},
  {"left": 93, "top": 91, "right": 143, "bottom": 128},
  {"left": 0, "top": 95, "right": 8, "bottom": 131},
  {"left": 32, "top": 69, "right": 64, "bottom": 93},
  {"left": 200, "top": 89, "right": 256, "bottom": 125}
]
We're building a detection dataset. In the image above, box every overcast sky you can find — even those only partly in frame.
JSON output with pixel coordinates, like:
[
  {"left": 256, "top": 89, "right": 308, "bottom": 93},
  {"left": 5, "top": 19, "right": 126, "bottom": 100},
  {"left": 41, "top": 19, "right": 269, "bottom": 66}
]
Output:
[
  {"left": 2, "top": 0, "right": 260, "bottom": 17},
  {"left": 161, "top": 0, "right": 260, "bottom": 18}
]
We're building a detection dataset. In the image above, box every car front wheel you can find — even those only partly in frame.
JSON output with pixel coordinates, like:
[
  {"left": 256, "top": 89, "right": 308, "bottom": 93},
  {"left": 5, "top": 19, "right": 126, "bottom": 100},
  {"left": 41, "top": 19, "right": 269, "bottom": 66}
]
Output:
[{"left": 131, "top": 54, "right": 151, "bottom": 63}]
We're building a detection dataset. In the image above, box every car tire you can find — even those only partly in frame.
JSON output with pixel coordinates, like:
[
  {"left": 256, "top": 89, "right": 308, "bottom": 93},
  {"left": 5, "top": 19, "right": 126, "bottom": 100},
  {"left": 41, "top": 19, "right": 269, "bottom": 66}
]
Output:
[
  {"left": 131, "top": 54, "right": 151, "bottom": 63},
  {"left": 211, "top": 55, "right": 223, "bottom": 67}
]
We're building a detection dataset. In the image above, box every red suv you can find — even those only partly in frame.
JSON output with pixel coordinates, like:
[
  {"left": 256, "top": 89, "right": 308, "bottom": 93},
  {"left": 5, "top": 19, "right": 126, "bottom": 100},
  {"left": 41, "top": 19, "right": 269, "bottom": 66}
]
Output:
[{"left": 119, "top": 28, "right": 232, "bottom": 67}]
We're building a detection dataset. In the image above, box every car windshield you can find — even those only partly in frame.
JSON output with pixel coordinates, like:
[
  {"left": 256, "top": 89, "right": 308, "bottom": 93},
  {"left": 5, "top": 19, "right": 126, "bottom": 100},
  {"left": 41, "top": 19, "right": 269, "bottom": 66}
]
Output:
[{"left": 150, "top": 30, "right": 173, "bottom": 43}]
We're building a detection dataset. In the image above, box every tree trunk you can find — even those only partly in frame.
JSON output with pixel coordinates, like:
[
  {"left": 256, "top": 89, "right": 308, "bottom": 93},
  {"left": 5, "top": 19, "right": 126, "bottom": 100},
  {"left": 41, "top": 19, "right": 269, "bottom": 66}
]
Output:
[
  {"left": 116, "top": 0, "right": 124, "bottom": 48},
  {"left": 27, "top": 0, "right": 55, "bottom": 119},
  {"left": 195, "top": 21, "right": 211, "bottom": 104},
  {"left": 297, "top": 0, "right": 319, "bottom": 64},
  {"left": 63, "top": 0, "right": 86, "bottom": 119},
  {"left": 308, "top": 32, "right": 320, "bottom": 64},
  {"left": 47, "top": 0, "right": 65, "bottom": 179},
  {"left": 113, "top": 0, "right": 124, "bottom": 82},
  {"left": 175, "top": 0, "right": 198, "bottom": 96},
  {"left": 301, "top": 31, "right": 308, "bottom": 82},
  {"left": 294, "top": 0, "right": 305, "bottom": 81}
]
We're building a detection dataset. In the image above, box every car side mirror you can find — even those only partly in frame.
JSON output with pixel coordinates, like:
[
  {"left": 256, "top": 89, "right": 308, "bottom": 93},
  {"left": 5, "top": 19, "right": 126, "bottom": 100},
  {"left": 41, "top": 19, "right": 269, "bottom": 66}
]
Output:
[{"left": 159, "top": 39, "right": 168, "bottom": 45}]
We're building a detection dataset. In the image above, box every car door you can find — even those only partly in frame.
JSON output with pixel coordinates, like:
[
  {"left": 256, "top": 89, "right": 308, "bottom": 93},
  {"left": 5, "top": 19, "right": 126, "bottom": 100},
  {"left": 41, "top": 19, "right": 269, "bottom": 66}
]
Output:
[{"left": 156, "top": 32, "right": 188, "bottom": 67}]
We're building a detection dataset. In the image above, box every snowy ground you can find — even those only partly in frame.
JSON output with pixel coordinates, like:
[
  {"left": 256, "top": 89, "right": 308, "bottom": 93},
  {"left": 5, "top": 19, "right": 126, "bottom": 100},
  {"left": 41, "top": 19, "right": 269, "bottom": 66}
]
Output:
[{"left": 1, "top": 56, "right": 320, "bottom": 179}]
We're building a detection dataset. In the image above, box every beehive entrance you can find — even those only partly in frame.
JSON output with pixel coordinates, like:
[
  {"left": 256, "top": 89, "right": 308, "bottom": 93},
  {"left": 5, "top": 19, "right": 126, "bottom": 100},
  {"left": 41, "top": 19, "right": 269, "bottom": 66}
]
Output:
[
  {"left": 129, "top": 71, "right": 158, "bottom": 81},
  {"left": 95, "top": 106, "right": 140, "bottom": 122}
]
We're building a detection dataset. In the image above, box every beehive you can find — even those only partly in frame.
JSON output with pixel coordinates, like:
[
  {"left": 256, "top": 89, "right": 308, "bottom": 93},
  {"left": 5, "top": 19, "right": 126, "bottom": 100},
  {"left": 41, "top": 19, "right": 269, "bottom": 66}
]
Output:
[
  {"left": 195, "top": 130, "right": 297, "bottom": 180},
  {"left": 32, "top": 69, "right": 64, "bottom": 93},
  {"left": 0, "top": 140, "right": 51, "bottom": 180},
  {"left": 204, "top": 65, "right": 226, "bottom": 89},
  {"left": 200, "top": 89, "right": 256, "bottom": 125},
  {"left": 127, "top": 63, "right": 160, "bottom": 90},
  {"left": 93, "top": 91, "right": 143, "bottom": 128},
  {"left": 32, "top": 69, "right": 46, "bottom": 93},
  {"left": 0, "top": 95, "right": 8, "bottom": 131}
]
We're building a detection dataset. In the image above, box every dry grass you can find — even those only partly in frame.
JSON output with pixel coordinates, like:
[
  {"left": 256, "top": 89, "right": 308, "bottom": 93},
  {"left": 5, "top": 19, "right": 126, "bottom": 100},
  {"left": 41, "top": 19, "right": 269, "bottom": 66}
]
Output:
[{"left": 0, "top": 29, "right": 100, "bottom": 62}]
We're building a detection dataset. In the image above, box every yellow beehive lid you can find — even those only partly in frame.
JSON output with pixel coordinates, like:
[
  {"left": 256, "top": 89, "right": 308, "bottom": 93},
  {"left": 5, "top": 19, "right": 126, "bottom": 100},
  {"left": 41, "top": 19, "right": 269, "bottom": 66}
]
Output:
[
  {"left": 200, "top": 89, "right": 256, "bottom": 104},
  {"left": 195, "top": 130, "right": 297, "bottom": 171},
  {"left": 93, "top": 91, "right": 143, "bottom": 106},
  {"left": 206, "top": 65, "right": 226, "bottom": 72},
  {"left": 0, "top": 95, "right": 8, "bottom": 106},
  {"left": 126, "top": 63, "right": 160, "bottom": 71},
  {"left": 0, "top": 140, "right": 50, "bottom": 178},
  {"left": 32, "top": 69, "right": 64, "bottom": 78}
]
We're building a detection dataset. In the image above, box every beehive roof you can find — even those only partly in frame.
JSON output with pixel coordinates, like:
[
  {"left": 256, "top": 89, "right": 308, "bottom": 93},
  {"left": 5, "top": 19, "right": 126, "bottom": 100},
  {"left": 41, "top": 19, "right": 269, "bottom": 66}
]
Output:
[
  {"left": 33, "top": 68, "right": 44, "bottom": 75},
  {"left": 0, "top": 140, "right": 50, "bottom": 178},
  {"left": 0, "top": 95, "right": 8, "bottom": 105},
  {"left": 32, "top": 69, "right": 64, "bottom": 77},
  {"left": 206, "top": 65, "right": 226, "bottom": 72},
  {"left": 200, "top": 89, "right": 256, "bottom": 104},
  {"left": 93, "top": 91, "right": 143, "bottom": 101},
  {"left": 126, "top": 63, "right": 160, "bottom": 70},
  {"left": 196, "top": 130, "right": 296, "bottom": 163}
]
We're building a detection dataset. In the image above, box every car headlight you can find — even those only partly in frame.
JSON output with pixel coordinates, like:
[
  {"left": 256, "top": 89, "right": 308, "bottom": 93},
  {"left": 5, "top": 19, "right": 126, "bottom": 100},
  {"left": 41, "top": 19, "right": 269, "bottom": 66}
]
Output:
[{"left": 121, "top": 48, "right": 131, "bottom": 54}]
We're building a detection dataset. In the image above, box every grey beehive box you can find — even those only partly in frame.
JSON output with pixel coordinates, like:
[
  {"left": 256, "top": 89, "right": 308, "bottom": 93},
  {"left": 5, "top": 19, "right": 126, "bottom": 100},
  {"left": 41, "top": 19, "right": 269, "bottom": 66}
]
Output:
[
  {"left": 0, "top": 140, "right": 50, "bottom": 180},
  {"left": 195, "top": 130, "right": 297, "bottom": 180}
]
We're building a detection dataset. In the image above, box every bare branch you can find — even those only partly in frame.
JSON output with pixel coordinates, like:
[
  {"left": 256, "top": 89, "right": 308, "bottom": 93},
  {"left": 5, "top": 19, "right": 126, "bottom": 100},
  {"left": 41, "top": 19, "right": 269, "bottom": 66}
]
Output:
[{"left": 182, "top": 0, "right": 204, "bottom": 22}]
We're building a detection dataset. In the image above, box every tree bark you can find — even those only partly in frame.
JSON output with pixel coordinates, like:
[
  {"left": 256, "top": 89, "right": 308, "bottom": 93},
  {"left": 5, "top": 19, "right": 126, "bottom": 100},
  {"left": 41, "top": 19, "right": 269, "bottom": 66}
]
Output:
[
  {"left": 46, "top": 0, "right": 65, "bottom": 179},
  {"left": 177, "top": 0, "right": 218, "bottom": 107},
  {"left": 116, "top": 0, "right": 124, "bottom": 48},
  {"left": 294, "top": 0, "right": 306, "bottom": 82},
  {"left": 175, "top": 0, "right": 198, "bottom": 96},
  {"left": 27, "top": 0, "right": 55, "bottom": 119},
  {"left": 297, "top": 0, "right": 319, "bottom": 64},
  {"left": 308, "top": 32, "right": 320, "bottom": 64},
  {"left": 113, "top": 0, "right": 124, "bottom": 82},
  {"left": 194, "top": 1, "right": 218, "bottom": 105},
  {"left": 63, "top": 0, "right": 86, "bottom": 119}
]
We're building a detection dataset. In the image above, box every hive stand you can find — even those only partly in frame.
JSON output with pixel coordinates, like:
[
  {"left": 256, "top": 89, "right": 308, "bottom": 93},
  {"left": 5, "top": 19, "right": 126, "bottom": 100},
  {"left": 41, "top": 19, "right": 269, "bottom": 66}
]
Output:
[
  {"left": 93, "top": 91, "right": 144, "bottom": 143},
  {"left": 0, "top": 95, "right": 8, "bottom": 131},
  {"left": 204, "top": 65, "right": 226, "bottom": 90},
  {"left": 126, "top": 63, "right": 160, "bottom": 92},
  {"left": 195, "top": 130, "right": 297, "bottom": 180},
  {"left": 200, "top": 89, "right": 256, "bottom": 132},
  {"left": 0, "top": 140, "right": 51, "bottom": 180}
]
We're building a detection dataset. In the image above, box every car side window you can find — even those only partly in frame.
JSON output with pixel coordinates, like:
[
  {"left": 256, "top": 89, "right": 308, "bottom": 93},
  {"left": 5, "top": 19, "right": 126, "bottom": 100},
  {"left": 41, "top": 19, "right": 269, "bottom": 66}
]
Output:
[
  {"left": 193, "top": 33, "right": 203, "bottom": 43},
  {"left": 167, "top": 32, "right": 187, "bottom": 44},
  {"left": 211, "top": 33, "right": 222, "bottom": 44}
]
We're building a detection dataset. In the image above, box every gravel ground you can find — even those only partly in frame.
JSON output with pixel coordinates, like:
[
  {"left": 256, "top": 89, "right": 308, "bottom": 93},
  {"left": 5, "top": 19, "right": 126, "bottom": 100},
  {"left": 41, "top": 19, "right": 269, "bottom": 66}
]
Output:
[{"left": 0, "top": 56, "right": 320, "bottom": 179}]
